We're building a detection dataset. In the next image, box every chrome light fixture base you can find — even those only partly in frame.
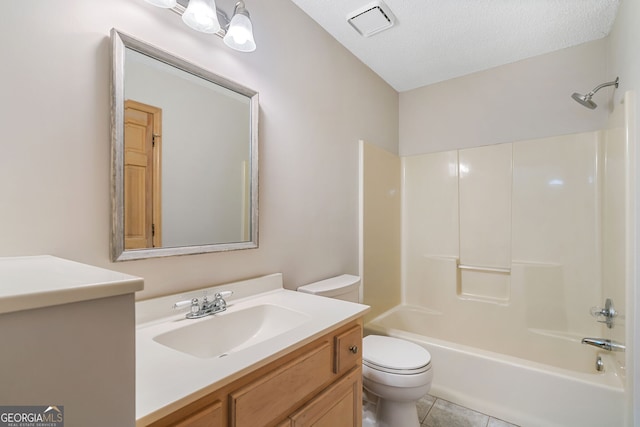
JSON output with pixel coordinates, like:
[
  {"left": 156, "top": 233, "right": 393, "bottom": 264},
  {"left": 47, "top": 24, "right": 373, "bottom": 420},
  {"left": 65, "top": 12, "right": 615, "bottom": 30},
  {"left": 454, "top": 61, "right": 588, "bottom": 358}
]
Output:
[
  {"left": 146, "top": 0, "right": 256, "bottom": 52},
  {"left": 144, "top": 0, "right": 177, "bottom": 8}
]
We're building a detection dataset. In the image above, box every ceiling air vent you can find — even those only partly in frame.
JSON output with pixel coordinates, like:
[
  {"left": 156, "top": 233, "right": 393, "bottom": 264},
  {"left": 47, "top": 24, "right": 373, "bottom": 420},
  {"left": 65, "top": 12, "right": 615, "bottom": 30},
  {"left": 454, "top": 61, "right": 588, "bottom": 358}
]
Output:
[{"left": 347, "top": 1, "right": 396, "bottom": 37}]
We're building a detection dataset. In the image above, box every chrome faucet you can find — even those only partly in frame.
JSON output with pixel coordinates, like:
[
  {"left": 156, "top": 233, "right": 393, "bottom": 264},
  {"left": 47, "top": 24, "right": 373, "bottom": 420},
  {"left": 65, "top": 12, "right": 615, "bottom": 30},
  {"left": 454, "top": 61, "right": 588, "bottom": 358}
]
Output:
[
  {"left": 581, "top": 338, "right": 626, "bottom": 352},
  {"left": 173, "top": 291, "right": 234, "bottom": 319}
]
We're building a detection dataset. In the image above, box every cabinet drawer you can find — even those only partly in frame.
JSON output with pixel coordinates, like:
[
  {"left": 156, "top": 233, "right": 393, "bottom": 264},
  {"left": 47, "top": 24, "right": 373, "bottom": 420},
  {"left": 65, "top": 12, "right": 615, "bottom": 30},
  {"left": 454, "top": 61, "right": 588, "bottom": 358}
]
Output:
[
  {"left": 334, "top": 325, "right": 362, "bottom": 374},
  {"left": 230, "top": 341, "right": 333, "bottom": 427},
  {"left": 174, "top": 400, "right": 222, "bottom": 427}
]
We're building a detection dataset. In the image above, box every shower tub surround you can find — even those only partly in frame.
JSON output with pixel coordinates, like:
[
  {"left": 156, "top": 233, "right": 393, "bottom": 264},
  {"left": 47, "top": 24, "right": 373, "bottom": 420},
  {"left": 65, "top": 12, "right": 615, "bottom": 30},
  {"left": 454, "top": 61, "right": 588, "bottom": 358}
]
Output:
[{"left": 362, "top": 118, "right": 632, "bottom": 425}]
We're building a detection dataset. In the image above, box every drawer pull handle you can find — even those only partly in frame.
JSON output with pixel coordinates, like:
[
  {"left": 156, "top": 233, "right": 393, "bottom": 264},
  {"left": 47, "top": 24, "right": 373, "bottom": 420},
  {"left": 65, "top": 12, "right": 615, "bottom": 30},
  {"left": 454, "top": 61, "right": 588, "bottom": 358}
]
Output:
[{"left": 349, "top": 345, "right": 358, "bottom": 354}]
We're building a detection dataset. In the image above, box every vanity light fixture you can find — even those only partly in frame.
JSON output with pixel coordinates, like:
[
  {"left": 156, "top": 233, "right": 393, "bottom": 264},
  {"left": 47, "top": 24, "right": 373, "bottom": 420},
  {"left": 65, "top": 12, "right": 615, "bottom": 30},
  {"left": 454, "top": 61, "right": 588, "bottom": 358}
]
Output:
[{"left": 143, "top": 0, "right": 256, "bottom": 52}]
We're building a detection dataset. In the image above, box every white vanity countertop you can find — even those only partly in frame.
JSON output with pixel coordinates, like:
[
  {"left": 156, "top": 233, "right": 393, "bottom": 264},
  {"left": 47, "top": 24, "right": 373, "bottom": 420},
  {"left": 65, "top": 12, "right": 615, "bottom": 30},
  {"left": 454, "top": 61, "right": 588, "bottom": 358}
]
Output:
[
  {"left": 136, "top": 273, "right": 369, "bottom": 424},
  {"left": 0, "top": 255, "right": 143, "bottom": 314}
]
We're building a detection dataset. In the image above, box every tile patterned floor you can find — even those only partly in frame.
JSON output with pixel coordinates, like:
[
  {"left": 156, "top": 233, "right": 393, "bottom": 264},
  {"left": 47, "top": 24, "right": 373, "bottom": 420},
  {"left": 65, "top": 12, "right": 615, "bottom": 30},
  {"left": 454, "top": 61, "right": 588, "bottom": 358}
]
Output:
[{"left": 417, "top": 395, "right": 519, "bottom": 427}]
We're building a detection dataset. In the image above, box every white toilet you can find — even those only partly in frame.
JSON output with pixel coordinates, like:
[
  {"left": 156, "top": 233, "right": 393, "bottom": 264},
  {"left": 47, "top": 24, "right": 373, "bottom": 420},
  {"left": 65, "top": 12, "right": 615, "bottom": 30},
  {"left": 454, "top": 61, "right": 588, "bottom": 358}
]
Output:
[{"left": 297, "top": 275, "right": 433, "bottom": 427}]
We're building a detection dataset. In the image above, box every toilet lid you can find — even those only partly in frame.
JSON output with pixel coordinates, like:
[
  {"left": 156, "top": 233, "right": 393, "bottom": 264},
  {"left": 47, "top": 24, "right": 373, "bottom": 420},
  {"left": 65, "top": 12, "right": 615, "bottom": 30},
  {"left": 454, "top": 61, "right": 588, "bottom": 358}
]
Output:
[{"left": 363, "top": 335, "right": 431, "bottom": 373}]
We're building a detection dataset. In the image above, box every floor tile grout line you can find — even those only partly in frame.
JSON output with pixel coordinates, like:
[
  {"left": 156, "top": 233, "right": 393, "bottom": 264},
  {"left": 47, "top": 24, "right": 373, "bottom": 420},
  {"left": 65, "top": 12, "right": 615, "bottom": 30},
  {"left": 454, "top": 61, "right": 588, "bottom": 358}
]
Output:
[
  {"left": 421, "top": 397, "right": 435, "bottom": 424},
  {"left": 420, "top": 395, "right": 520, "bottom": 427}
]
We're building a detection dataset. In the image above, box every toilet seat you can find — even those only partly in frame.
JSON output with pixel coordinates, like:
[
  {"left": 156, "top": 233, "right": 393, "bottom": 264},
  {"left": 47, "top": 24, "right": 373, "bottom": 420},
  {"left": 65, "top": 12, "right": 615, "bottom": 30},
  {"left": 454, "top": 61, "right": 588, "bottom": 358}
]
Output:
[
  {"left": 363, "top": 335, "right": 431, "bottom": 375},
  {"left": 363, "top": 359, "right": 431, "bottom": 375},
  {"left": 363, "top": 362, "right": 433, "bottom": 389}
]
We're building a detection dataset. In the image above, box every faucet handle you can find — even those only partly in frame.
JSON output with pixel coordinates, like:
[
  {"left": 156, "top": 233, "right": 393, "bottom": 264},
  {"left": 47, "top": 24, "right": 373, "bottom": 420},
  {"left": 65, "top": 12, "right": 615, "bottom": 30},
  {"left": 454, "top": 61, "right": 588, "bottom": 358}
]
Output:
[
  {"left": 173, "top": 298, "right": 195, "bottom": 309},
  {"left": 215, "top": 290, "right": 233, "bottom": 299},
  {"left": 173, "top": 298, "right": 200, "bottom": 314}
]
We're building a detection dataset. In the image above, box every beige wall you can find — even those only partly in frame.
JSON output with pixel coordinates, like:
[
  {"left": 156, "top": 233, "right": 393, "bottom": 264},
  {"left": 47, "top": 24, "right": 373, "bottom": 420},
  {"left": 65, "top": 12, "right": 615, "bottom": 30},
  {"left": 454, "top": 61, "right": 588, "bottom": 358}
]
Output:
[
  {"left": 608, "top": 0, "right": 640, "bottom": 104},
  {"left": 399, "top": 38, "right": 610, "bottom": 156},
  {"left": 0, "top": 0, "right": 398, "bottom": 299}
]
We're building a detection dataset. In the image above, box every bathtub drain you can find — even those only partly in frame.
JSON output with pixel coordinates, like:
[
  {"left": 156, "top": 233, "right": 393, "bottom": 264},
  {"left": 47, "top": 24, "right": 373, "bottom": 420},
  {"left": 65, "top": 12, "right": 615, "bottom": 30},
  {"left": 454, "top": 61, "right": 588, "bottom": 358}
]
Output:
[{"left": 595, "top": 356, "right": 604, "bottom": 372}]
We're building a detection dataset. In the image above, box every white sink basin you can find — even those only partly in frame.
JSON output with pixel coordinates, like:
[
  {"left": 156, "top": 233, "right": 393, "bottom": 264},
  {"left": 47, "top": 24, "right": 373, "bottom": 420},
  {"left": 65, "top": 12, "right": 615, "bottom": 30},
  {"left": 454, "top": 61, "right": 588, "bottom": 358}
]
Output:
[
  {"left": 153, "top": 304, "right": 310, "bottom": 358},
  {"left": 136, "top": 276, "right": 370, "bottom": 422}
]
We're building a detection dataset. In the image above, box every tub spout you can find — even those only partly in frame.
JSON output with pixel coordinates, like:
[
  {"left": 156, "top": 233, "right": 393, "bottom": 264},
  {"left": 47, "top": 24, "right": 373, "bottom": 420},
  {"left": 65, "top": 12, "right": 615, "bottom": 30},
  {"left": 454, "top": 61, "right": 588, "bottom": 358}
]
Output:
[{"left": 581, "top": 338, "right": 625, "bottom": 352}]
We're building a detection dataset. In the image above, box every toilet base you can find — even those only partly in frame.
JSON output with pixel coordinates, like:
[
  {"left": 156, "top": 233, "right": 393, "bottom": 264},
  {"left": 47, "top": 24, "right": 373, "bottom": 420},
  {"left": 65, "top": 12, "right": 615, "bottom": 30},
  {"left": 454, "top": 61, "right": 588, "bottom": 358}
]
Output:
[
  {"left": 362, "top": 395, "right": 420, "bottom": 427},
  {"left": 376, "top": 399, "right": 420, "bottom": 427}
]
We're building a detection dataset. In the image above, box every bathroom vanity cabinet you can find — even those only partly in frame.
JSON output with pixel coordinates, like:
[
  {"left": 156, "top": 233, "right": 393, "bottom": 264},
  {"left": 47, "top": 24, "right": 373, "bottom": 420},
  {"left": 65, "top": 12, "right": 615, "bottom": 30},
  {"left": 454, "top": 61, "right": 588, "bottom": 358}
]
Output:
[
  {"left": 146, "top": 319, "right": 363, "bottom": 427},
  {"left": 0, "top": 256, "right": 143, "bottom": 427}
]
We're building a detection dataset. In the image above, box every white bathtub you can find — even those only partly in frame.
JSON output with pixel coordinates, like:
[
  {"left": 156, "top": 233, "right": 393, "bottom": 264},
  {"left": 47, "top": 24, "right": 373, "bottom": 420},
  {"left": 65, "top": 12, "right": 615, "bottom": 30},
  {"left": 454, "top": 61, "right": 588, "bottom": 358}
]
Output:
[{"left": 365, "top": 305, "right": 626, "bottom": 427}]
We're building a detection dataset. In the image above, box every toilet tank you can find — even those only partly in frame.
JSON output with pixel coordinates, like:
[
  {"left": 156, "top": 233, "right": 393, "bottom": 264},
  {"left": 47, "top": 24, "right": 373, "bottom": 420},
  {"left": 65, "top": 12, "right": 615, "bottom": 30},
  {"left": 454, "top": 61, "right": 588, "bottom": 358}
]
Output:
[{"left": 297, "top": 274, "right": 361, "bottom": 303}]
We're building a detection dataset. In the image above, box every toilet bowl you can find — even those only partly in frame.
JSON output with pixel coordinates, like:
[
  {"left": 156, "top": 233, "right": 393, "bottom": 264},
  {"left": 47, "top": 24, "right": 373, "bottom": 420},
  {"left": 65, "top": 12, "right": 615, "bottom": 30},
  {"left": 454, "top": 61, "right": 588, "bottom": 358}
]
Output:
[
  {"left": 362, "top": 335, "right": 432, "bottom": 427},
  {"left": 297, "top": 275, "right": 433, "bottom": 427}
]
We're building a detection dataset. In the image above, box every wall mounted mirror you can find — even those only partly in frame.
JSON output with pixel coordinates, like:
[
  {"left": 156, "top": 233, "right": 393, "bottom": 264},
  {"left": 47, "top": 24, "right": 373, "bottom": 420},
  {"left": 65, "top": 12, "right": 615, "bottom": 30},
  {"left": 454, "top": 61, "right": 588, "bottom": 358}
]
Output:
[{"left": 110, "top": 29, "right": 259, "bottom": 261}]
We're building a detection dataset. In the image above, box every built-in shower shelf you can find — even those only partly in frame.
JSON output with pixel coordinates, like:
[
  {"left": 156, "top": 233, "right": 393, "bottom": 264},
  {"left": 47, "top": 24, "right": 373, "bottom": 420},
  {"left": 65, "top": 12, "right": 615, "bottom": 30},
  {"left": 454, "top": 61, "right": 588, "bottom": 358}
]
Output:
[{"left": 457, "top": 261, "right": 511, "bottom": 302}]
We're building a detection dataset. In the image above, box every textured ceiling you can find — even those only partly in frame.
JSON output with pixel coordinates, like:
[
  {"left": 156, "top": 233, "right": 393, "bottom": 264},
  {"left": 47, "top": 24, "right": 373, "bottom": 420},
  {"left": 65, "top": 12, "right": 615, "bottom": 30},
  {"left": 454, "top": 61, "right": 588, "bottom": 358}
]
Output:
[{"left": 290, "top": 0, "right": 620, "bottom": 92}]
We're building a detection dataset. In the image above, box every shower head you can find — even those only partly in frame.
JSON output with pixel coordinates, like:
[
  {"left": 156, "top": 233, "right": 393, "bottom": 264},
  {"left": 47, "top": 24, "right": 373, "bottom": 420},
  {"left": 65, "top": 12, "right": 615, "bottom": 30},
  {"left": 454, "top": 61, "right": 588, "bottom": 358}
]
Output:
[
  {"left": 571, "top": 77, "right": 619, "bottom": 109},
  {"left": 571, "top": 92, "right": 597, "bottom": 109}
]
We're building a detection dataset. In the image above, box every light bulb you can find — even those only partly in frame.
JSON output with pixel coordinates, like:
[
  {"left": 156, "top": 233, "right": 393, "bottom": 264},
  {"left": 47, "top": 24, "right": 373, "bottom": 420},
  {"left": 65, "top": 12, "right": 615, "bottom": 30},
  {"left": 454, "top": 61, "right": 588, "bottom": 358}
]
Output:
[
  {"left": 182, "top": 0, "right": 221, "bottom": 34},
  {"left": 223, "top": 3, "right": 256, "bottom": 52}
]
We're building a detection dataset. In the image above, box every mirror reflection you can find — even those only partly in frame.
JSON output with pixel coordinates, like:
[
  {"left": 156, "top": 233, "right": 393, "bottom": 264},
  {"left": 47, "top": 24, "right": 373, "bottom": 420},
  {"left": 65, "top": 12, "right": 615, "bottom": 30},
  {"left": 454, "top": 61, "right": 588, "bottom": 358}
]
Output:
[{"left": 111, "top": 29, "right": 259, "bottom": 261}]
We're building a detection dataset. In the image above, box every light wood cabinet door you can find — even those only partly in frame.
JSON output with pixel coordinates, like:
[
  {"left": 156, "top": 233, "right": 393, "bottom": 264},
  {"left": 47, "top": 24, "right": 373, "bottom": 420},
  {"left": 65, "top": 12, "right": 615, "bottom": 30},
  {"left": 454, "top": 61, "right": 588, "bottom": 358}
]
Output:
[
  {"left": 229, "top": 341, "right": 334, "bottom": 427},
  {"left": 289, "top": 367, "right": 362, "bottom": 427}
]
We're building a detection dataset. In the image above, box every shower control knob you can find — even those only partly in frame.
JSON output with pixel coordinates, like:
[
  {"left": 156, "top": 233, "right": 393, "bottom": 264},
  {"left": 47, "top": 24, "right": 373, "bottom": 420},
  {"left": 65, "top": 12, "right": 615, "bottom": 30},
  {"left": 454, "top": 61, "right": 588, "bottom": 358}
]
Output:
[
  {"left": 349, "top": 345, "right": 358, "bottom": 354},
  {"left": 589, "top": 298, "right": 617, "bottom": 328}
]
